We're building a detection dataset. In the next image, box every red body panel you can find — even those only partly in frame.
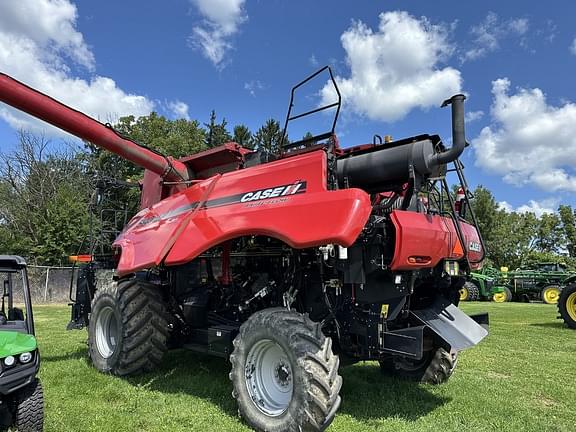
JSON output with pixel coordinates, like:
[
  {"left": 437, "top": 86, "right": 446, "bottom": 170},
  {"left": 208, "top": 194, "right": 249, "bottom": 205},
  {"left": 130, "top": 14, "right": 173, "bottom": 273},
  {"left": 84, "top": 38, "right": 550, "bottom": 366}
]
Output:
[
  {"left": 389, "top": 210, "right": 483, "bottom": 271},
  {"left": 114, "top": 151, "right": 372, "bottom": 276}
]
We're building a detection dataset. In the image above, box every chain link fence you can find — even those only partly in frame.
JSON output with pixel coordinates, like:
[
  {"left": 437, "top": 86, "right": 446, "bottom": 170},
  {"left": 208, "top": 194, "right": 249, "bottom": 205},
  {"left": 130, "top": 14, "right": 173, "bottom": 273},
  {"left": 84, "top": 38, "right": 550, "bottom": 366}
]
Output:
[{"left": 25, "top": 265, "right": 77, "bottom": 303}]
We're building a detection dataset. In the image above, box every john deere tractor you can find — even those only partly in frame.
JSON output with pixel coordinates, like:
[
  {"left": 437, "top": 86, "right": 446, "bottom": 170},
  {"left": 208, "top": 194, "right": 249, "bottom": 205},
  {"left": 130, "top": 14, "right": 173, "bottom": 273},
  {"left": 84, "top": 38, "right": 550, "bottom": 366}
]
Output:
[
  {"left": 558, "top": 277, "right": 576, "bottom": 329},
  {"left": 0, "top": 256, "right": 43, "bottom": 431}
]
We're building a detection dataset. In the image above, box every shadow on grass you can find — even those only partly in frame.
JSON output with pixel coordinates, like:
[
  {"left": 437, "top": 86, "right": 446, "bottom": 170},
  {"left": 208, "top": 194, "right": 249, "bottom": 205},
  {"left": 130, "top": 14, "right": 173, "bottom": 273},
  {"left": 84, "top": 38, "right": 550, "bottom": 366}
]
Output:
[
  {"left": 126, "top": 349, "right": 239, "bottom": 417},
  {"left": 42, "top": 348, "right": 87, "bottom": 363},
  {"left": 338, "top": 363, "right": 449, "bottom": 421},
  {"left": 529, "top": 321, "right": 565, "bottom": 329},
  {"left": 125, "top": 350, "right": 448, "bottom": 423}
]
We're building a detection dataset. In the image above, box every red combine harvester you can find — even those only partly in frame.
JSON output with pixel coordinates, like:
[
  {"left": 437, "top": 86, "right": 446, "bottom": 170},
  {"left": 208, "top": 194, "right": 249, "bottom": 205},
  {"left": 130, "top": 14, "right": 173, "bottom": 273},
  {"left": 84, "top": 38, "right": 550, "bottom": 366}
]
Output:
[{"left": 0, "top": 67, "right": 488, "bottom": 431}]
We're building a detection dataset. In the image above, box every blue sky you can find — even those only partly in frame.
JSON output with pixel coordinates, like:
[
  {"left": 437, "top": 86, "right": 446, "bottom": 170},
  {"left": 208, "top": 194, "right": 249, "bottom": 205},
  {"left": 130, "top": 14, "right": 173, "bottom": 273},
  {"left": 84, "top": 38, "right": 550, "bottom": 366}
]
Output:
[{"left": 0, "top": 0, "right": 575, "bottom": 214}]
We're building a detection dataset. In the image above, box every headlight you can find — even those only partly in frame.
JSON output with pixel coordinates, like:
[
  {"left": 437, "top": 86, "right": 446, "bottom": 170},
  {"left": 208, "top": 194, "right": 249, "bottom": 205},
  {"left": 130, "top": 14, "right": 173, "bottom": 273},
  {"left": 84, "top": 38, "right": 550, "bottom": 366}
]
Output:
[
  {"left": 19, "top": 352, "right": 33, "bottom": 364},
  {"left": 4, "top": 355, "right": 15, "bottom": 367}
]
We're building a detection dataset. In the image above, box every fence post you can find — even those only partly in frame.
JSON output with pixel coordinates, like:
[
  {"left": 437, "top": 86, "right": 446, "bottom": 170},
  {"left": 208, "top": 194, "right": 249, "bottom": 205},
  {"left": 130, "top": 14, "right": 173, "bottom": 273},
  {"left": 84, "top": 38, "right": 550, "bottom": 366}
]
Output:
[{"left": 44, "top": 267, "right": 50, "bottom": 302}]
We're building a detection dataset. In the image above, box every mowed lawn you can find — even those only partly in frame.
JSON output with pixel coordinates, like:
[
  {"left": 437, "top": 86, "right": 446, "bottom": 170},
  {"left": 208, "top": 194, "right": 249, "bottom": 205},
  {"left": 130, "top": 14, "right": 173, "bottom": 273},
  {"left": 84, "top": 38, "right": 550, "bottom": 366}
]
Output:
[{"left": 34, "top": 303, "right": 575, "bottom": 432}]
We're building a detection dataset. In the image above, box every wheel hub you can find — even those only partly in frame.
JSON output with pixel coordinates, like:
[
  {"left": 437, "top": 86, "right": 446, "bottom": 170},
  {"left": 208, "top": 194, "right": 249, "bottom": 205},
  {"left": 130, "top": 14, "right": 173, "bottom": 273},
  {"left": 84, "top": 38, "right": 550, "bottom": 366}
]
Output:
[
  {"left": 543, "top": 287, "right": 560, "bottom": 304},
  {"left": 95, "top": 306, "right": 119, "bottom": 359},
  {"left": 245, "top": 339, "right": 293, "bottom": 416},
  {"left": 493, "top": 292, "right": 506, "bottom": 303}
]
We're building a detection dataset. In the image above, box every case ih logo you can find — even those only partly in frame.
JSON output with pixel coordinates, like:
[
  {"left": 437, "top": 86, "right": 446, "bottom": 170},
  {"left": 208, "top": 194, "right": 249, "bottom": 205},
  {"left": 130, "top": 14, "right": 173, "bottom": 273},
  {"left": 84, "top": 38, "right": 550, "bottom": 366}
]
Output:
[
  {"left": 240, "top": 181, "right": 307, "bottom": 203},
  {"left": 469, "top": 241, "right": 482, "bottom": 252}
]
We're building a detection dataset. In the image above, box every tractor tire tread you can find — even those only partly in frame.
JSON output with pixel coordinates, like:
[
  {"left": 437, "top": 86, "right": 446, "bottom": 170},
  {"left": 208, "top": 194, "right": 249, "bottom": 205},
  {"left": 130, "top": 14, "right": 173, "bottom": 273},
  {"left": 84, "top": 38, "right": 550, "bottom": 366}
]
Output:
[
  {"left": 11, "top": 378, "right": 44, "bottom": 432},
  {"left": 89, "top": 278, "right": 168, "bottom": 377},
  {"left": 230, "top": 308, "right": 341, "bottom": 432}
]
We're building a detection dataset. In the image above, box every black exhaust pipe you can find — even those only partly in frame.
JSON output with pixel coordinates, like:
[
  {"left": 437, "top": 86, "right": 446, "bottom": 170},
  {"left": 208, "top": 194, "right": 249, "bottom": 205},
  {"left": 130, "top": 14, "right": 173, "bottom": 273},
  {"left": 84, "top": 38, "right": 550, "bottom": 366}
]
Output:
[
  {"left": 336, "top": 94, "right": 468, "bottom": 192},
  {"left": 429, "top": 94, "right": 467, "bottom": 167}
]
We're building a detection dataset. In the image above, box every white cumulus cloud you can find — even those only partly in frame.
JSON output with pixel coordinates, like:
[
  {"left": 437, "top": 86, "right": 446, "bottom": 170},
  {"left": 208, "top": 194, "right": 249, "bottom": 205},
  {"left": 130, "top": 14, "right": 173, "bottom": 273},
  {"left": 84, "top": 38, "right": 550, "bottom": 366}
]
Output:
[
  {"left": 321, "top": 11, "right": 461, "bottom": 122},
  {"left": 463, "top": 12, "right": 529, "bottom": 62},
  {"left": 188, "top": 0, "right": 247, "bottom": 68},
  {"left": 498, "top": 198, "right": 559, "bottom": 218},
  {"left": 465, "top": 110, "right": 484, "bottom": 123},
  {"left": 570, "top": 37, "right": 576, "bottom": 55},
  {"left": 168, "top": 101, "right": 190, "bottom": 120},
  {"left": 472, "top": 78, "right": 576, "bottom": 192},
  {"left": 0, "top": 0, "right": 154, "bottom": 135}
]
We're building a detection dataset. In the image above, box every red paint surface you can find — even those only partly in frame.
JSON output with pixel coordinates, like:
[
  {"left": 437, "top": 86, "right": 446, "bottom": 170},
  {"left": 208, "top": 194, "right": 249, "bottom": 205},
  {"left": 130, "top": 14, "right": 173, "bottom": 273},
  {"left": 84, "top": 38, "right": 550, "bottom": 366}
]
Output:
[
  {"left": 389, "top": 210, "right": 483, "bottom": 271},
  {"left": 114, "top": 151, "right": 372, "bottom": 276}
]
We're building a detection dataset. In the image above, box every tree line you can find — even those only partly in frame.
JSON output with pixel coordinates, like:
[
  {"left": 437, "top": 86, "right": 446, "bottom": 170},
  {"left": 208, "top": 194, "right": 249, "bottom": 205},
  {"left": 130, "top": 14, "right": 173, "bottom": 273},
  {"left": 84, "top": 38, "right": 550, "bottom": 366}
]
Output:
[{"left": 0, "top": 111, "right": 575, "bottom": 269}]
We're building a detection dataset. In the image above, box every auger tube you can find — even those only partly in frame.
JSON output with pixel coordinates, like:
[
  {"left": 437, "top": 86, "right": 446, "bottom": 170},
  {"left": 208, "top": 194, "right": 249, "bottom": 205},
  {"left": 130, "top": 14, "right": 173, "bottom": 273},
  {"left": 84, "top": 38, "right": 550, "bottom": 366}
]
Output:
[{"left": 0, "top": 73, "right": 189, "bottom": 182}]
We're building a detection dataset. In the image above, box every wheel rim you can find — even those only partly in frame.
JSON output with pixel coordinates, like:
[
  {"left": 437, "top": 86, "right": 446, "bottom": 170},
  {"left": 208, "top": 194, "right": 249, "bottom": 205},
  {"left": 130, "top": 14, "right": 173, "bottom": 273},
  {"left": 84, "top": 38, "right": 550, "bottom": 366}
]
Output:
[
  {"left": 567, "top": 292, "right": 576, "bottom": 321},
  {"left": 245, "top": 339, "right": 293, "bottom": 416},
  {"left": 543, "top": 287, "right": 560, "bottom": 304},
  {"left": 493, "top": 292, "right": 506, "bottom": 303},
  {"left": 95, "top": 306, "right": 120, "bottom": 359},
  {"left": 459, "top": 288, "right": 469, "bottom": 301}
]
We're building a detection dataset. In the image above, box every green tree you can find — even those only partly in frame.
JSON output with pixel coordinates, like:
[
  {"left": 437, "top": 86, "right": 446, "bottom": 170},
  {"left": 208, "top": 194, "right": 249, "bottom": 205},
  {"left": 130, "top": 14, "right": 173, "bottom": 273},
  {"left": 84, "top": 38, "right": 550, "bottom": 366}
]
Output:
[
  {"left": 535, "top": 213, "right": 563, "bottom": 253},
  {"left": 204, "top": 110, "right": 232, "bottom": 148},
  {"left": 0, "top": 132, "right": 91, "bottom": 264},
  {"left": 253, "top": 119, "right": 284, "bottom": 153},
  {"left": 233, "top": 124, "right": 253, "bottom": 148},
  {"left": 559, "top": 205, "right": 576, "bottom": 257}
]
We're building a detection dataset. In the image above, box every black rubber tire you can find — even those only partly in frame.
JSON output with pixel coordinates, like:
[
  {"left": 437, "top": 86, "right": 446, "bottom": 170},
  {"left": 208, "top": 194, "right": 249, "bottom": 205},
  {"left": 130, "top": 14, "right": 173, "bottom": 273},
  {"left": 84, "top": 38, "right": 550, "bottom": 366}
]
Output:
[
  {"left": 461, "top": 282, "right": 480, "bottom": 301},
  {"left": 380, "top": 348, "right": 458, "bottom": 384},
  {"left": 558, "top": 284, "right": 576, "bottom": 329},
  {"left": 503, "top": 286, "right": 513, "bottom": 302},
  {"left": 11, "top": 378, "right": 44, "bottom": 432},
  {"left": 230, "top": 308, "right": 342, "bottom": 432},
  {"left": 88, "top": 278, "right": 168, "bottom": 376}
]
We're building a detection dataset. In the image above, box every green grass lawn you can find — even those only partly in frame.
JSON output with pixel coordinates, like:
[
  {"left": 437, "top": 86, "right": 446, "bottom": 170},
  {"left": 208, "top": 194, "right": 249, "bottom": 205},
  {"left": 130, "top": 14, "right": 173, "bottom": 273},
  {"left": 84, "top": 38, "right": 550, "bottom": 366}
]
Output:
[{"left": 34, "top": 303, "right": 575, "bottom": 432}]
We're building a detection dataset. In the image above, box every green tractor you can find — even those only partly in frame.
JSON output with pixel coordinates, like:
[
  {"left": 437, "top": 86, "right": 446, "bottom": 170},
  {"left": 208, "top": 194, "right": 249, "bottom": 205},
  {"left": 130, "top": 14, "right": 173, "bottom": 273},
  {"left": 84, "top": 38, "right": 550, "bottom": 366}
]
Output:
[
  {"left": 558, "top": 277, "right": 576, "bottom": 329},
  {"left": 460, "top": 267, "right": 504, "bottom": 302},
  {"left": 0, "top": 256, "right": 43, "bottom": 431},
  {"left": 496, "top": 263, "right": 575, "bottom": 304}
]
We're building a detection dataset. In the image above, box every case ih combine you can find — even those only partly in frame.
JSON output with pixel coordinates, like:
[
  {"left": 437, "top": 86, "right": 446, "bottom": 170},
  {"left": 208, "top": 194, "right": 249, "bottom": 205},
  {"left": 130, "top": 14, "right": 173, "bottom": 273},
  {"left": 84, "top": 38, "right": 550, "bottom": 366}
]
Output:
[{"left": 0, "top": 67, "right": 488, "bottom": 431}]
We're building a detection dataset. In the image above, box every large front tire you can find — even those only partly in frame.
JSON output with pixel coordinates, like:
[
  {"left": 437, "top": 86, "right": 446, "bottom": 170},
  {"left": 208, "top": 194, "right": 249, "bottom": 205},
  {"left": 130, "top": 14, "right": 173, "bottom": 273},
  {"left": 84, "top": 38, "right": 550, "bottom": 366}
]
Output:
[
  {"left": 230, "top": 308, "right": 342, "bottom": 432},
  {"left": 11, "top": 378, "right": 44, "bottom": 432},
  {"left": 380, "top": 347, "right": 458, "bottom": 385},
  {"left": 558, "top": 284, "right": 576, "bottom": 329},
  {"left": 88, "top": 278, "right": 168, "bottom": 376}
]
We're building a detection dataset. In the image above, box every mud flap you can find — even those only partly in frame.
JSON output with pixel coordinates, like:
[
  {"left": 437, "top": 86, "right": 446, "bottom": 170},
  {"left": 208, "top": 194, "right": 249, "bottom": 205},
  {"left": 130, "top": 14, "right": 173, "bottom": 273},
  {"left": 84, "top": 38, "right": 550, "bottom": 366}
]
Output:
[{"left": 411, "top": 298, "right": 489, "bottom": 352}]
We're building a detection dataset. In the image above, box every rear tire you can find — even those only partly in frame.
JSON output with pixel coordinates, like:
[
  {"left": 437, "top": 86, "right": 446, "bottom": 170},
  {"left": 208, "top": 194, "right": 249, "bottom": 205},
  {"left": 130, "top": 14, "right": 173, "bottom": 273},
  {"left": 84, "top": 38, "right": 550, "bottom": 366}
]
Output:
[
  {"left": 558, "top": 284, "right": 576, "bottom": 329},
  {"left": 379, "top": 347, "right": 458, "bottom": 385},
  {"left": 11, "top": 378, "right": 44, "bottom": 432},
  {"left": 541, "top": 285, "right": 561, "bottom": 305},
  {"left": 492, "top": 287, "right": 513, "bottom": 303},
  {"left": 230, "top": 308, "right": 342, "bottom": 432},
  {"left": 460, "top": 282, "right": 480, "bottom": 301},
  {"left": 88, "top": 278, "right": 168, "bottom": 376}
]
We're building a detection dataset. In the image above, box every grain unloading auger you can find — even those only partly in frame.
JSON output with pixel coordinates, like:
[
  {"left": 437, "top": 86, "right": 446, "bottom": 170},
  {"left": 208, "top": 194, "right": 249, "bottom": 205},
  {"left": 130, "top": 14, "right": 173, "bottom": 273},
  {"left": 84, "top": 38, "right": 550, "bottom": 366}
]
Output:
[{"left": 0, "top": 67, "right": 488, "bottom": 432}]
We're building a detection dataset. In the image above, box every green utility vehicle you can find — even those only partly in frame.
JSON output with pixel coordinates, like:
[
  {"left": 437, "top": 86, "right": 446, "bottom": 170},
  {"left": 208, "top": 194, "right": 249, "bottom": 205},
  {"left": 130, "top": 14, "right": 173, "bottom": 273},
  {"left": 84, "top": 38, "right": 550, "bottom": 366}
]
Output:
[{"left": 0, "top": 256, "right": 43, "bottom": 431}]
